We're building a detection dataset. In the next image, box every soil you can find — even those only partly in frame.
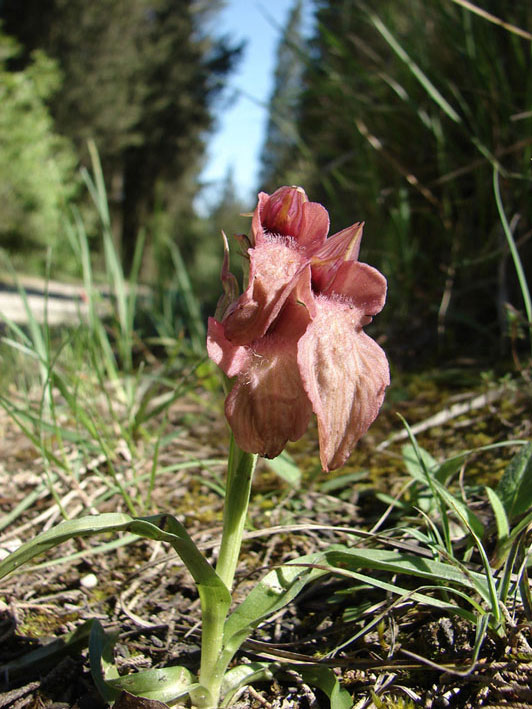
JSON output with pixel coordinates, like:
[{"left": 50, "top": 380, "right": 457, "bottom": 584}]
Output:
[{"left": 0, "top": 372, "right": 531, "bottom": 708}]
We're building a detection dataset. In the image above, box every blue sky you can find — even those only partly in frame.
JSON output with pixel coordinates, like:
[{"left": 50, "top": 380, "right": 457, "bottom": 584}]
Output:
[{"left": 199, "top": 0, "right": 313, "bottom": 211}]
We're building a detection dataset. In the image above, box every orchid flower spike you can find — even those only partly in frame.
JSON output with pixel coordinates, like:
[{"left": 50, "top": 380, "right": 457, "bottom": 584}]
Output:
[{"left": 208, "top": 186, "right": 389, "bottom": 472}]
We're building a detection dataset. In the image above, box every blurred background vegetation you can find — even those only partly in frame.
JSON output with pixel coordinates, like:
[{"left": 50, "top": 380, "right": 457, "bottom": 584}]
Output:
[{"left": 0, "top": 0, "right": 530, "bottom": 367}]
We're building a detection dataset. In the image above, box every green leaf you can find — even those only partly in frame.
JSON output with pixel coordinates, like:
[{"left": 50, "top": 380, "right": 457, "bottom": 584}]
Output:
[
  {"left": 89, "top": 620, "right": 121, "bottom": 702},
  {"left": 367, "top": 10, "right": 462, "bottom": 124},
  {"left": 298, "top": 665, "right": 352, "bottom": 709},
  {"left": 324, "top": 546, "right": 492, "bottom": 605},
  {"left": 108, "top": 667, "right": 197, "bottom": 703},
  {"left": 89, "top": 620, "right": 197, "bottom": 704},
  {"left": 0, "top": 512, "right": 221, "bottom": 586},
  {"left": 131, "top": 514, "right": 229, "bottom": 595},
  {"left": 434, "top": 454, "right": 468, "bottom": 484},
  {"left": 496, "top": 443, "right": 532, "bottom": 521},
  {"left": 220, "top": 662, "right": 276, "bottom": 708},
  {"left": 0, "top": 619, "right": 95, "bottom": 680},
  {"left": 486, "top": 486, "right": 510, "bottom": 543},
  {"left": 0, "top": 513, "right": 133, "bottom": 579},
  {"left": 402, "top": 439, "right": 484, "bottom": 538},
  {"left": 24, "top": 534, "right": 140, "bottom": 571},
  {"left": 325, "top": 563, "right": 484, "bottom": 627},
  {"left": 519, "top": 566, "right": 532, "bottom": 621},
  {"left": 431, "top": 482, "right": 484, "bottom": 538},
  {"left": 266, "top": 450, "right": 301, "bottom": 487},
  {"left": 0, "top": 512, "right": 231, "bottom": 631},
  {"left": 402, "top": 443, "right": 437, "bottom": 481},
  {"left": 219, "top": 552, "right": 328, "bottom": 671}
]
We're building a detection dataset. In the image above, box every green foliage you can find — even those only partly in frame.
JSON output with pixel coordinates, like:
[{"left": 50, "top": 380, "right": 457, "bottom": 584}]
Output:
[
  {"left": 90, "top": 620, "right": 197, "bottom": 704},
  {"left": 0, "top": 620, "right": 95, "bottom": 681},
  {"left": 0, "top": 149, "right": 206, "bottom": 520},
  {"left": 1, "top": 0, "right": 242, "bottom": 279},
  {"left": 0, "top": 509, "right": 351, "bottom": 707},
  {"left": 190, "top": 170, "right": 250, "bottom": 314},
  {"left": 495, "top": 442, "right": 532, "bottom": 521},
  {"left": 0, "top": 28, "right": 78, "bottom": 265},
  {"left": 274, "top": 0, "right": 532, "bottom": 357}
]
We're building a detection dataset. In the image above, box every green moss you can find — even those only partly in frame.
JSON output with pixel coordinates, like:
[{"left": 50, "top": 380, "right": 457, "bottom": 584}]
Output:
[
  {"left": 18, "top": 609, "right": 79, "bottom": 638},
  {"left": 371, "top": 695, "right": 417, "bottom": 709}
]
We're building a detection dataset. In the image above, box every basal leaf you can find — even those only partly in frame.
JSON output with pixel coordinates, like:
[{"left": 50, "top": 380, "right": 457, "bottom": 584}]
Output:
[
  {"left": 325, "top": 545, "right": 491, "bottom": 604},
  {"left": 266, "top": 450, "right": 301, "bottom": 487},
  {"left": 220, "top": 662, "right": 276, "bottom": 707},
  {"left": 107, "top": 667, "right": 197, "bottom": 703},
  {"left": 219, "top": 552, "right": 328, "bottom": 671},
  {"left": 496, "top": 443, "right": 532, "bottom": 521},
  {"left": 0, "top": 513, "right": 133, "bottom": 579},
  {"left": 298, "top": 665, "right": 352, "bottom": 709},
  {"left": 90, "top": 621, "right": 197, "bottom": 704},
  {"left": 89, "top": 620, "right": 120, "bottom": 703},
  {"left": 0, "top": 619, "right": 95, "bottom": 680},
  {"left": 0, "top": 512, "right": 227, "bottom": 596}
]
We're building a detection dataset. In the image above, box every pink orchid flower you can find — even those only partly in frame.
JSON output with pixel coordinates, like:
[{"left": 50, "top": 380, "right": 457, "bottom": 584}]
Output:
[{"left": 207, "top": 186, "right": 389, "bottom": 472}]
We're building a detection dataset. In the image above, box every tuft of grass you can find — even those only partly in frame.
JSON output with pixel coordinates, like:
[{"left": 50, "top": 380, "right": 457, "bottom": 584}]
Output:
[
  {"left": 328, "top": 423, "right": 532, "bottom": 669},
  {"left": 0, "top": 144, "right": 209, "bottom": 521},
  {"left": 296, "top": 0, "right": 532, "bottom": 356}
]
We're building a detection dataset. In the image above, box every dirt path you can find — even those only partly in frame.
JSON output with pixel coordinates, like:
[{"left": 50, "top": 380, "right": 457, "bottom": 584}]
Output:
[
  {"left": 0, "top": 277, "right": 92, "bottom": 326},
  {"left": 0, "top": 276, "right": 147, "bottom": 326}
]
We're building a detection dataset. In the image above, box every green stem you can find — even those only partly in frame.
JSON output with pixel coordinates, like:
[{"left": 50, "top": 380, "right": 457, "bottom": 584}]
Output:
[
  {"left": 194, "top": 435, "right": 258, "bottom": 707},
  {"left": 216, "top": 436, "right": 258, "bottom": 589}
]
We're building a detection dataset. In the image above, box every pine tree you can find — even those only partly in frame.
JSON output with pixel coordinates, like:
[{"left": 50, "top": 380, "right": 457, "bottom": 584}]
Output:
[
  {"left": 0, "top": 0, "right": 241, "bottom": 275},
  {"left": 0, "top": 27, "right": 78, "bottom": 266}
]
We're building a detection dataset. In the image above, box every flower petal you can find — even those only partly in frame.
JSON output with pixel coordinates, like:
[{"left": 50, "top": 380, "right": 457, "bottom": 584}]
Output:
[
  {"left": 297, "top": 200, "right": 330, "bottom": 250},
  {"left": 325, "top": 261, "right": 387, "bottom": 317},
  {"left": 312, "top": 222, "right": 363, "bottom": 263},
  {"left": 223, "top": 240, "right": 310, "bottom": 345},
  {"left": 251, "top": 191, "right": 271, "bottom": 246},
  {"left": 226, "top": 334, "right": 313, "bottom": 459},
  {"left": 207, "top": 317, "right": 251, "bottom": 378},
  {"left": 298, "top": 298, "right": 389, "bottom": 471},
  {"left": 253, "top": 187, "right": 329, "bottom": 250},
  {"left": 310, "top": 222, "right": 363, "bottom": 292}
]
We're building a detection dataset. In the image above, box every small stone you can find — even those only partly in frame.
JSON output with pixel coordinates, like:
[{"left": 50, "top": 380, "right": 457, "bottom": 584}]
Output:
[{"left": 80, "top": 573, "right": 98, "bottom": 589}]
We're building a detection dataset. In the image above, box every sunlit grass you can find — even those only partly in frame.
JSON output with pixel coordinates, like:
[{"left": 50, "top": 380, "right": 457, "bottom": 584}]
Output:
[{"left": 0, "top": 146, "right": 210, "bottom": 523}]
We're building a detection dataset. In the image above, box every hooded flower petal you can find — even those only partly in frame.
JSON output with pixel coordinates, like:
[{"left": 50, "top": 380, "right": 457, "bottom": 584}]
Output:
[
  {"left": 297, "top": 297, "right": 389, "bottom": 471},
  {"left": 253, "top": 186, "right": 329, "bottom": 251},
  {"left": 311, "top": 222, "right": 364, "bottom": 264},
  {"left": 225, "top": 332, "right": 313, "bottom": 459}
]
